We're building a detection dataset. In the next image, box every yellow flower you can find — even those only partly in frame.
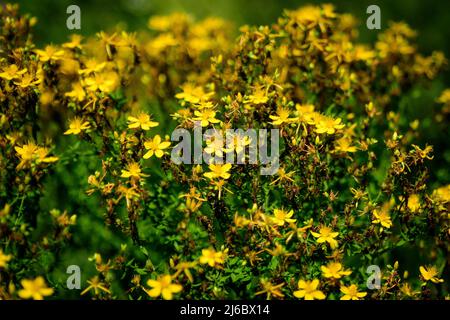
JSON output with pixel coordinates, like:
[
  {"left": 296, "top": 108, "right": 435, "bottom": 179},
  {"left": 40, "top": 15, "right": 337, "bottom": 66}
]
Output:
[
  {"left": 18, "top": 277, "right": 54, "bottom": 300},
  {"left": 255, "top": 279, "right": 285, "bottom": 299},
  {"left": 63, "top": 34, "right": 83, "bottom": 49},
  {"left": 79, "top": 59, "right": 106, "bottom": 75},
  {"left": 353, "top": 45, "right": 376, "bottom": 61},
  {"left": 203, "top": 163, "right": 232, "bottom": 180},
  {"left": 143, "top": 135, "right": 171, "bottom": 159},
  {"left": 311, "top": 226, "right": 339, "bottom": 249},
  {"left": 246, "top": 86, "right": 268, "bottom": 105},
  {"left": 14, "top": 143, "right": 57, "bottom": 170},
  {"left": 204, "top": 133, "right": 225, "bottom": 158},
  {"left": 15, "top": 142, "right": 38, "bottom": 169},
  {"left": 81, "top": 276, "right": 111, "bottom": 296},
  {"left": 407, "top": 194, "right": 421, "bottom": 213},
  {"left": 120, "top": 162, "right": 147, "bottom": 179},
  {"left": 0, "top": 249, "right": 12, "bottom": 268},
  {"left": 148, "top": 13, "right": 191, "bottom": 31},
  {"left": 293, "top": 279, "right": 326, "bottom": 300},
  {"left": 419, "top": 266, "right": 444, "bottom": 284},
  {"left": 193, "top": 109, "right": 220, "bottom": 127},
  {"left": 340, "top": 284, "right": 367, "bottom": 300},
  {"left": 84, "top": 71, "right": 119, "bottom": 93},
  {"left": 117, "top": 185, "right": 139, "bottom": 207},
  {"left": 146, "top": 275, "right": 182, "bottom": 300},
  {"left": 437, "top": 89, "right": 450, "bottom": 104},
  {"left": 171, "top": 108, "right": 192, "bottom": 123},
  {"left": 294, "top": 103, "right": 316, "bottom": 122},
  {"left": 400, "top": 283, "right": 419, "bottom": 297},
  {"left": 35, "top": 147, "right": 59, "bottom": 164},
  {"left": 172, "top": 260, "right": 197, "bottom": 283},
  {"left": 266, "top": 243, "right": 291, "bottom": 257},
  {"left": 321, "top": 262, "right": 352, "bottom": 279},
  {"left": 224, "top": 132, "right": 252, "bottom": 155},
  {"left": 127, "top": 113, "right": 159, "bottom": 130},
  {"left": 13, "top": 73, "right": 41, "bottom": 88},
  {"left": 270, "top": 108, "right": 292, "bottom": 125},
  {"left": 431, "top": 184, "right": 450, "bottom": 203},
  {"left": 146, "top": 33, "right": 178, "bottom": 55},
  {"left": 35, "top": 45, "right": 64, "bottom": 62},
  {"left": 270, "top": 167, "right": 295, "bottom": 185},
  {"left": 0, "top": 64, "right": 27, "bottom": 80},
  {"left": 64, "top": 117, "right": 91, "bottom": 135},
  {"left": 199, "top": 248, "right": 226, "bottom": 267},
  {"left": 271, "top": 209, "right": 296, "bottom": 226},
  {"left": 372, "top": 208, "right": 392, "bottom": 230},
  {"left": 412, "top": 144, "right": 434, "bottom": 160},
  {"left": 314, "top": 115, "right": 345, "bottom": 134}
]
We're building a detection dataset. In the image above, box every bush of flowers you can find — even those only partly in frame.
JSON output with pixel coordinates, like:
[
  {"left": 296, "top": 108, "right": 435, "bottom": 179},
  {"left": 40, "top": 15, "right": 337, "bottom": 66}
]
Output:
[{"left": 0, "top": 3, "right": 448, "bottom": 300}]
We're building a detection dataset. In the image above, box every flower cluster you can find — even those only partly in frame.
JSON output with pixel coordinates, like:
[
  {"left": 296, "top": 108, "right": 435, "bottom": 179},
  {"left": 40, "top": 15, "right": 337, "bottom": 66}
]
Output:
[{"left": 0, "top": 3, "right": 448, "bottom": 300}]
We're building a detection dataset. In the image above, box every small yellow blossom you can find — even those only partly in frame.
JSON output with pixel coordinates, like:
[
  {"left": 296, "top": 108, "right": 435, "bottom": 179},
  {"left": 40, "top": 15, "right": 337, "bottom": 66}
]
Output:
[
  {"left": 18, "top": 277, "right": 54, "bottom": 300},
  {"left": 255, "top": 279, "right": 285, "bottom": 299},
  {"left": 340, "top": 284, "right": 367, "bottom": 300},
  {"left": 0, "top": 249, "right": 12, "bottom": 268},
  {"left": 270, "top": 108, "right": 293, "bottom": 125},
  {"left": 407, "top": 194, "right": 421, "bottom": 213},
  {"left": 246, "top": 86, "right": 268, "bottom": 105},
  {"left": 270, "top": 167, "right": 295, "bottom": 185},
  {"left": 293, "top": 279, "right": 326, "bottom": 300},
  {"left": 314, "top": 115, "right": 345, "bottom": 134},
  {"left": 321, "top": 262, "right": 352, "bottom": 279},
  {"left": 120, "top": 162, "right": 147, "bottom": 179},
  {"left": 431, "top": 184, "right": 450, "bottom": 203},
  {"left": 172, "top": 260, "right": 197, "bottom": 283},
  {"left": 224, "top": 132, "right": 252, "bottom": 154},
  {"left": 412, "top": 144, "right": 434, "bottom": 160},
  {"left": 63, "top": 34, "right": 84, "bottom": 49},
  {"left": 64, "top": 117, "right": 91, "bottom": 135},
  {"left": 311, "top": 226, "right": 339, "bottom": 249},
  {"left": 199, "top": 248, "right": 226, "bottom": 267},
  {"left": 143, "top": 135, "right": 171, "bottom": 159},
  {"left": 400, "top": 283, "right": 419, "bottom": 297},
  {"left": 419, "top": 266, "right": 444, "bottom": 284},
  {"left": 175, "top": 83, "right": 214, "bottom": 104},
  {"left": 0, "top": 64, "right": 27, "bottom": 80},
  {"left": 13, "top": 73, "right": 41, "bottom": 88},
  {"left": 204, "top": 133, "right": 225, "bottom": 158},
  {"left": 79, "top": 59, "right": 106, "bottom": 75},
  {"left": 80, "top": 276, "right": 111, "bottom": 296},
  {"left": 204, "top": 163, "right": 232, "bottom": 180},
  {"left": 437, "top": 89, "right": 450, "bottom": 104},
  {"left": 334, "top": 136, "right": 357, "bottom": 153},
  {"left": 84, "top": 71, "right": 119, "bottom": 93},
  {"left": 35, "top": 147, "right": 59, "bottom": 164},
  {"left": 193, "top": 109, "right": 220, "bottom": 127},
  {"left": 127, "top": 113, "right": 159, "bottom": 130},
  {"left": 65, "top": 83, "right": 86, "bottom": 102},
  {"left": 14, "top": 143, "right": 58, "bottom": 170},
  {"left": 271, "top": 209, "right": 296, "bottom": 226},
  {"left": 146, "top": 275, "right": 182, "bottom": 300},
  {"left": 35, "top": 45, "right": 64, "bottom": 62},
  {"left": 15, "top": 142, "right": 38, "bottom": 169},
  {"left": 372, "top": 208, "right": 393, "bottom": 230}
]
